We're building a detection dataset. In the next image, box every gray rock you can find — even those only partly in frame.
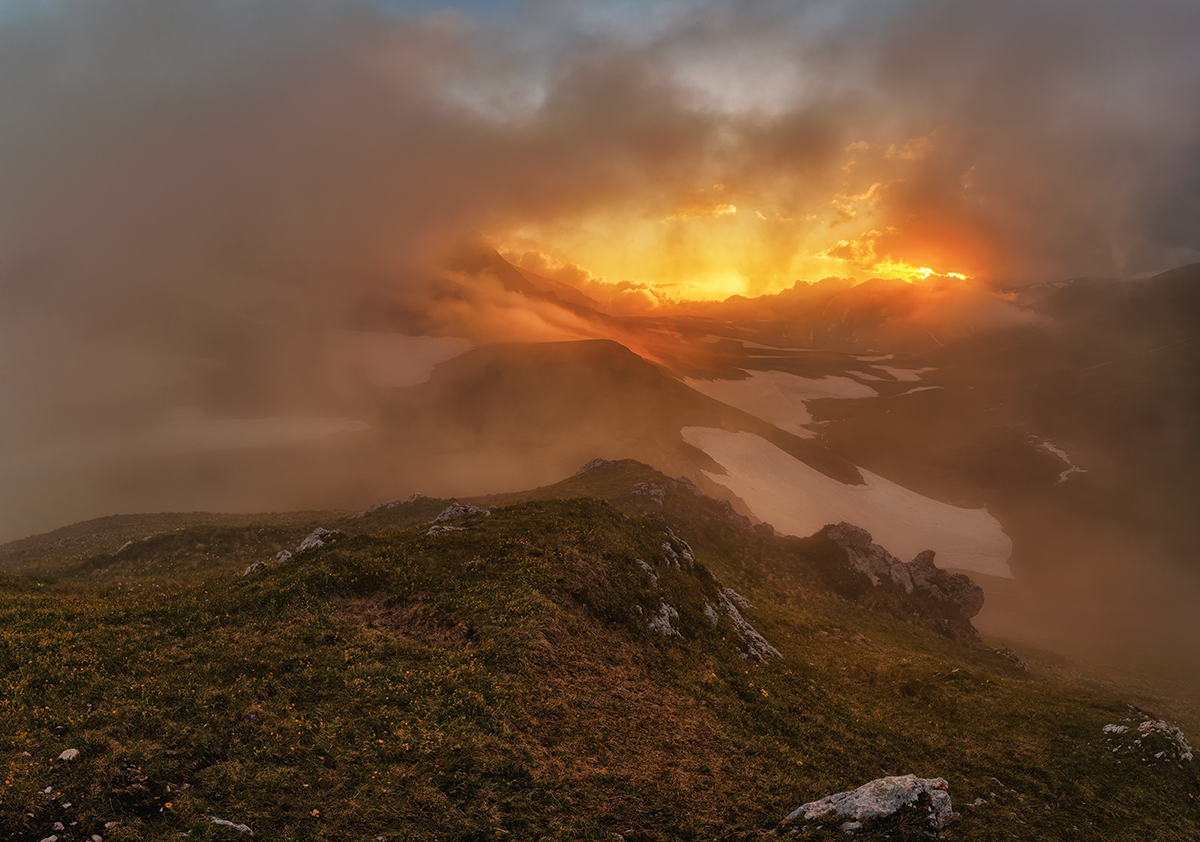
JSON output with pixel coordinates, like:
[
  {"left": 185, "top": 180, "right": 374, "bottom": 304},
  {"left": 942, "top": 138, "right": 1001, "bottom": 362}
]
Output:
[
  {"left": 714, "top": 497, "right": 753, "bottom": 529},
  {"left": 275, "top": 550, "right": 293, "bottom": 564},
  {"left": 633, "top": 481, "right": 668, "bottom": 506},
  {"left": 57, "top": 748, "right": 79, "bottom": 761},
  {"left": 716, "top": 589, "right": 782, "bottom": 661},
  {"left": 575, "top": 458, "right": 609, "bottom": 478},
  {"left": 206, "top": 816, "right": 254, "bottom": 834},
  {"left": 675, "top": 475, "right": 704, "bottom": 497},
  {"left": 661, "top": 543, "right": 681, "bottom": 569},
  {"left": 665, "top": 528, "right": 696, "bottom": 566},
  {"left": 703, "top": 603, "right": 720, "bottom": 626},
  {"left": 635, "top": 559, "right": 659, "bottom": 588},
  {"left": 431, "top": 503, "right": 489, "bottom": 523},
  {"left": 992, "top": 647, "right": 1029, "bottom": 671},
  {"left": 1104, "top": 719, "right": 1194, "bottom": 763},
  {"left": 648, "top": 603, "right": 681, "bottom": 637},
  {"left": 786, "top": 774, "right": 953, "bottom": 834},
  {"left": 823, "top": 523, "right": 985, "bottom": 620},
  {"left": 296, "top": 527, "right": 337, "bottom": 553},
  {"left": 721, "top": 587, "right": 752, "bottom": 611}
]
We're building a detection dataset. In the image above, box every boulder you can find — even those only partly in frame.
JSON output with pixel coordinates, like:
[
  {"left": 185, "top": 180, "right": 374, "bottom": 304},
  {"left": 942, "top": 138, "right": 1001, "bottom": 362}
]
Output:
[
  {"left": 786, "top": 774, "right": 953, "bottom": 834},
  {"left": 296, "top": 527, "right": 338, "bottom": 553}
]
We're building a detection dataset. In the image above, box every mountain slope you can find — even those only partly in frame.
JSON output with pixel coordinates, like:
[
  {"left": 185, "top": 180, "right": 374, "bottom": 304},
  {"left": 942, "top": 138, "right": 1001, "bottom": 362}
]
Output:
[{"left": 1, "top": 471, "right": 1198, "bottom": 840}]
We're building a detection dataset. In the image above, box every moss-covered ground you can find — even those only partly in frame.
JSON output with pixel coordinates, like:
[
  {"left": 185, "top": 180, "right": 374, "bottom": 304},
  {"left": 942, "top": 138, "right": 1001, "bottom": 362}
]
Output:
[{"left": 2, "top": 495, "right": 1197, "bottom": 841}]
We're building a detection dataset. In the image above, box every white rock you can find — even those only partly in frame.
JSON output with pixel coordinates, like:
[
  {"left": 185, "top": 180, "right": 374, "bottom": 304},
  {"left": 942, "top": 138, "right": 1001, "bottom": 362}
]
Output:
[
  {"left": 660, "top": 542, "right": 681, "bottom": 569},
  {"left": 57, "top": 748, "right": 79, "bottom": 761},
  {"left": 787, "top": 774, "right": 953, "bottom": 833},
  {"left": 207, "top": 816, "right": 254, "bottom": 834},
  {"left": 635, "top": 559, "right": 659, "bottom": 588},
  {"left": 1105, "top": 720, "right": 1194, "bottom": 763},
  {"left": 716, "top": 590, "right": 781, "bottom": 661},
  {"left": 431, "top": 503, "right": 489, "bottom": 523},
  {"left": 721, "top": 587, "right": 753, "bottom": 611},
  {"left": 648, "top": 603, "right": 681, "bottom": 637},
  {"left": 296, "top": 527, "right": 336, "bottom": 553}
]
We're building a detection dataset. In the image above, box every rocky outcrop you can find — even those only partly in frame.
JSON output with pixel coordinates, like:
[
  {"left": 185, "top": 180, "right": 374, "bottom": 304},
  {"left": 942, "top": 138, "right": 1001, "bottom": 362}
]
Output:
[
  {"left": 575, "top": 457, "right": 609, "bottom": 478},
  {"left": 243, "top": 528, "right": 342, "bottom": 575},
  {"left": 822, "top": 523, "right": 985, "bottom": 634},
  {"left": 786, "top": 774, "right": 953, "bottom": 835},
  {"left": 992, "top": 647, "right": 1029, "bottom": 671},
  {"left": 634, "top": 534, "right": 780, "bottom": 661},
  {"left": 716, "top": 587, "right": 781, "bottom": 662},
  {"left": 573, "top": 458, "right": 752, "bottom": 529},
  {"left": 1104, "top": 719, "right": 1194, "bottom": 764},
  {"left": 352, "top": 493, "right": 426, "bottom": 519},
  {"left": 648, "top": 603, "right": 681, "bottom": 636},
  {"left": 432, "top": 503, "right": 490, "bottom": 523}
]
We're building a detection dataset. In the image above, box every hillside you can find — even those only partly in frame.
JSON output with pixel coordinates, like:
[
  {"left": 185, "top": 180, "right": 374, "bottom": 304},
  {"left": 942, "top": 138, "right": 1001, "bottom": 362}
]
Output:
[{"left": 2, "top": 463, "right": 1197, "bottom": 840}]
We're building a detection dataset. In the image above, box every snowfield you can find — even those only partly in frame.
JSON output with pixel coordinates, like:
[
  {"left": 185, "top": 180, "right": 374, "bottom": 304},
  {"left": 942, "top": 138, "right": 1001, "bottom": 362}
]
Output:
[
  {"left": 871, "top": 365, "right": 936, "bottom": 382},
  {"left": 681, "top": 427, "right": 1013, "bottom": 578},
  {"left": 683, "top": 371, "right": 877, "bottom": 438}
]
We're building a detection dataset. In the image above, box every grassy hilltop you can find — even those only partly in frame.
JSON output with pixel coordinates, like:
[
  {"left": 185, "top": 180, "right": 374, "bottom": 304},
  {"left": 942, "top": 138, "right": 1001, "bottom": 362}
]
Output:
[{"left": 1, "top": 462, "right": 1197, "bottom": 841}]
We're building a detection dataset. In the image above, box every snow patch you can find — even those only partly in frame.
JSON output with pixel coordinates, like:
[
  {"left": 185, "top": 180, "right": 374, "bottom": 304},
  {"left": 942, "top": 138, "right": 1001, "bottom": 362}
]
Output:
[
  {"left": 872, "top": 365, "right": 935, "bottom": 382},
  {"left": 681, "top": 427, "right": 1013, "bottom": 578},
  {"left": 897, "top": 385, "right": 942, "bottom": 396},
  {"left": 1039, "top": 440, "right": 1087, "bottom": 483},
  {"left": 684, "top": 371, "right": 876, "bottom": 438}
]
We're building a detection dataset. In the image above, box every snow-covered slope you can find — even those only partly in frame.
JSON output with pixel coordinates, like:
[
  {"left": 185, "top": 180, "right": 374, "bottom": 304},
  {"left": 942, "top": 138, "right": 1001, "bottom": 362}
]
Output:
[
  {"left": 683, "top": 371, "right": 876, "bottom": 438},
  {"left": 681, "top": 426, "right": 1013, "bottom": 578}
]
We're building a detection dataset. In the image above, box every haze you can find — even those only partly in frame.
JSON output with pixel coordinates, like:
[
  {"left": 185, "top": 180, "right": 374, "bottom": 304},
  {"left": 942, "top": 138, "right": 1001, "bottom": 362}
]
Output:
[{"left": 2, "top": 0, "right": 1200, "bottom": 723}]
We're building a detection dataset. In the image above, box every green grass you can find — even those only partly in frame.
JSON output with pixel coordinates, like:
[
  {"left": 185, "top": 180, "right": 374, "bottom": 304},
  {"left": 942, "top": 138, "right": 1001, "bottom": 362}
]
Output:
[{"left": 1, "top": 496, "right": 1197, "bottom": 841}]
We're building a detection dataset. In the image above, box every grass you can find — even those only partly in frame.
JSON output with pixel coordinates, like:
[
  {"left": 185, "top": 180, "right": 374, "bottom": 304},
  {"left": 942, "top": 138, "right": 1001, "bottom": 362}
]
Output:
[{"left": 1, "top": 485, "right": 1198, "bottom": 840}]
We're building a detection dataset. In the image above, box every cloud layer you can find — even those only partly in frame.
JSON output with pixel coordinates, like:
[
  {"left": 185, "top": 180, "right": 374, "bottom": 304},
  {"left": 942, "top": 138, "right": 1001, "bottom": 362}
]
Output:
[{"left": 1, "top": 0, "right": 1198, "bottom": 537}]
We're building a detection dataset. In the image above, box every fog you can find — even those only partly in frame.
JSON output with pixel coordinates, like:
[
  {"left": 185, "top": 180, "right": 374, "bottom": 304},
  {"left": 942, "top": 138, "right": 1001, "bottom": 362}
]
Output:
[{"left": 1, "top": 1, "right": 1199, "bottom": 718}]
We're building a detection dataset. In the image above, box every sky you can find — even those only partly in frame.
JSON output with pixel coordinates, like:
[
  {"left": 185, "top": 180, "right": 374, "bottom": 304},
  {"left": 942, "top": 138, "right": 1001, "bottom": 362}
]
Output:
[
  {"left": 1, "top": 0, "right": 1199, "bottom": 539},
  {"left": 1, "top": 0, "right": 1198, "bottom": 307}
]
